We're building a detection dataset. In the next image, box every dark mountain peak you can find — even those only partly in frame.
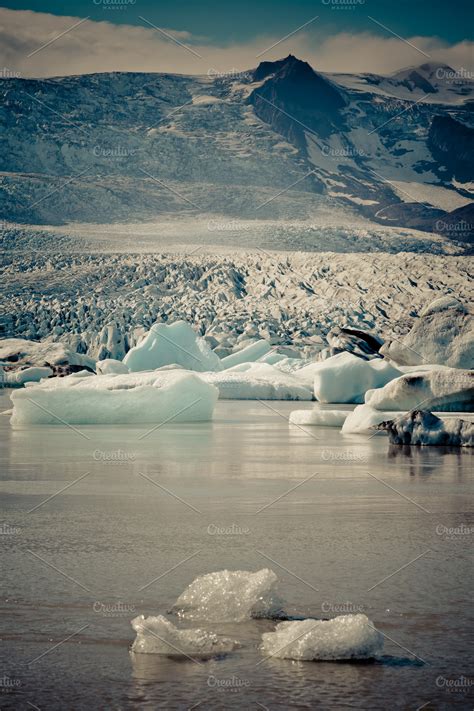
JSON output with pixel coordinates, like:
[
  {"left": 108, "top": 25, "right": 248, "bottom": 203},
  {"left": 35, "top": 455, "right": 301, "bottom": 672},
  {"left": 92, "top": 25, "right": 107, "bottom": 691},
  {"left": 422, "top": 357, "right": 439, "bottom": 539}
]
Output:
[
  {"left": 253, "top": 54, "right": 311, "bottom": 82},
  {"left": 251, "top": 54, "right": 345, "bottom": 112},
  {"left": 248, "top": 55, "right": 346, "bottom": 149}
]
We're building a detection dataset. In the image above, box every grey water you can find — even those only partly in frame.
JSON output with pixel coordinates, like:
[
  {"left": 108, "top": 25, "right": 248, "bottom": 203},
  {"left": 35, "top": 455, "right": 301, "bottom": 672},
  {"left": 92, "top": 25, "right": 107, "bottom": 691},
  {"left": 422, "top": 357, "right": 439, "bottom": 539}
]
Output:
[{"left": 0, "top": 394, "right": 473, "bottom": 710}]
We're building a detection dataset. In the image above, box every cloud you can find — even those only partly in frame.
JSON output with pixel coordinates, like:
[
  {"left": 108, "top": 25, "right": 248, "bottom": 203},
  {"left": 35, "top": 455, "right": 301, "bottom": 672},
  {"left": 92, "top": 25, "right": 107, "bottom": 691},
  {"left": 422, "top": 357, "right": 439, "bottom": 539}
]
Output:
[{"left": 0, "top": 8, "right": 472, "bottom": 79}]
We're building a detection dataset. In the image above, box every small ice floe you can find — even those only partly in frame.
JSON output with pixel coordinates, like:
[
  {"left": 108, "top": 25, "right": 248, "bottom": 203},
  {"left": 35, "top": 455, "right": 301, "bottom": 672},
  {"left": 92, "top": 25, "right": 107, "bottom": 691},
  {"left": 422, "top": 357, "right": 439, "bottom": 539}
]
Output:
[
  {"left": 289, "top": 407, "right": 348, "bottom": 427},
  {"left": 377, "top": 410, "right": 474, "bottom": 447},
  {"left": 171, "top": 568, "right": 283, "bottom": 622},
  {"left": 130, "top": 614, "right": 237, "bottom": 658},
  {"left": 261, "top": 614, "right": 383, "bottom": 661}
]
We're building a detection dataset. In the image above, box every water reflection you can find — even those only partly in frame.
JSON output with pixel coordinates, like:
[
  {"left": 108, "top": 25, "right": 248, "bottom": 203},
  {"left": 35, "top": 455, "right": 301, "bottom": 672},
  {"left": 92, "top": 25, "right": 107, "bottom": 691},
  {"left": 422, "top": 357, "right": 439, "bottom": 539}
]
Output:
[{"left": 387, "top": 444, "right": 471, "bottom": 477}]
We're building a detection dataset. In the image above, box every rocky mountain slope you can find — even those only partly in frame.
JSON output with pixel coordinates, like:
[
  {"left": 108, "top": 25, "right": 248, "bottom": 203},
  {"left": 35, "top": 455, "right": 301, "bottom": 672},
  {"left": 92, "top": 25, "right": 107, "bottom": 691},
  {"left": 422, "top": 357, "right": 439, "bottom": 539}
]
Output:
[{"left": 0, "top": 55, "right": 472, "bottom": 242}]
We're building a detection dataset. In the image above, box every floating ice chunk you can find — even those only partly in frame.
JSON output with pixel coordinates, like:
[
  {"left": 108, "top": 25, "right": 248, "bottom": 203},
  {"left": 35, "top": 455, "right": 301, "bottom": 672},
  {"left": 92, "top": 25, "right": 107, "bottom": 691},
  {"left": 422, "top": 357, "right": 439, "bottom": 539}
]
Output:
[
  {"left": 96, "top": 358, "right": 129, "bottom": 375},
  {"left": 290, "top": 407, "right": 348, "bottom": 427},
  {"left": 377, "top": 410, "right": 474, "bottom": 447},
  {"left": 261, "top": 614, "right": 383, "bottom": 661},
  {"left": 171, "top": 568, "right": 282, "bottom": 622},
  {"left": 365, "top": 368, "right": 473, "bottom": 412},
  {"left": 10, "top": 370, "right": 218, "bottom": 425},
  {"left": 342, "top": 404, "right": 396, "bottom": 434},
  {"left": 220, "top": 340, "right": 271, "bottom": 370},
  {"left": 124, "top": 321, "right": 221, "bottom": 373},
  {"left": 130, "top": 614, "right": 237, "bottom": 657},
  {"left": 4, "top": 366, "right": 53, "bottom": 385},
  {"left": 204, "top": 363, "right": 312, "bottom": 400},
  {"left": 313, "top": 352, "right": 401, "bottom": 404}
]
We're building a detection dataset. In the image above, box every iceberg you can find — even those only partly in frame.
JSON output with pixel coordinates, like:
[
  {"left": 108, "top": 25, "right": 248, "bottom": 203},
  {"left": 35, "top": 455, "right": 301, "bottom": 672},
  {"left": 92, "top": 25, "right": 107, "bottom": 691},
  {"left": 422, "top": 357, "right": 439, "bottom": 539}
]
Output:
[
  {"left": 123, "top": 321, "right": 221, "bottom": 373},
  {"left": 171, "top": 568, "right": 282, "bottom": 622},
  {"left": 130, "top": 614, "right": 237, "bottom": 658},
  {"left": 342, "top": 404, "right": 396, "bottom": 434},
  {"left": 365, "top": 368, "right": 473, "bottom": 412},
  {"left": 260, "top": 614, "right": 383, "bottom": 661},
  {"left": 377, "top": 410, "right": 474, "bottom": 447},
  {"left": 95, "top": 358, "right": 130, "bottom": 375},
  {"left": 4, "top": 366, "right": 53, "bottom": 385},
  {"left": 380, "top": 297, "right": 474, "bottom": 369},
  {"left": 312, "top": 352, "right": 401, "bottom": 404},
  {"left": 220, "top": 340, "right": 272, "bottom": 369},
  {"left": 10, "top": 370, "right": 218, "bottom": 425},
  {"left": 204, "top": 362, "right": 313, "bottom": 400}
]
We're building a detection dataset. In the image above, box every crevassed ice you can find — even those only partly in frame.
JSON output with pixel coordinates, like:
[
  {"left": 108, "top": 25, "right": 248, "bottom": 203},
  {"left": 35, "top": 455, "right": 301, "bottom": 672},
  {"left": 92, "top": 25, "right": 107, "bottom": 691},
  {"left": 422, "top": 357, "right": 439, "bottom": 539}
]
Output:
[
  {"left": 130, "top": 614, "right": 237, "bottom": 657},
  {"left": 261, "top": 614, "right": 384, "bottom": 661},
  {"left": 171, "top": 568, "right": 283, "bottom": 622}
]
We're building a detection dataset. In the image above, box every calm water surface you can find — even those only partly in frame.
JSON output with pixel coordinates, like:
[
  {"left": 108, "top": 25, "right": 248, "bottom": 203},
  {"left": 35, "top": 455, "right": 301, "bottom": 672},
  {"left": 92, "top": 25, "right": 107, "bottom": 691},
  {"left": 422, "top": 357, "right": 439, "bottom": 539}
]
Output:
[{"left": 0, "top": 394, "right": 473, "bottom": 710}]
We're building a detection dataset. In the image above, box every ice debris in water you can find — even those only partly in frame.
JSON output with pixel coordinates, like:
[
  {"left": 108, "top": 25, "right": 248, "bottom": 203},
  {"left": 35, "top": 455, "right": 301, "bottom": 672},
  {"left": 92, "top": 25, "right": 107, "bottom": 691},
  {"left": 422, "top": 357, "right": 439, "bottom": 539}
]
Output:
[
  {"left": 130, "top": 614, "right": 237, "bottom": 657},
  {"left": 171, "top": 568, "right": 282, "bottom": 622},
  {"left": 261, "top": 614, "right": 384, "bottom": 661}
]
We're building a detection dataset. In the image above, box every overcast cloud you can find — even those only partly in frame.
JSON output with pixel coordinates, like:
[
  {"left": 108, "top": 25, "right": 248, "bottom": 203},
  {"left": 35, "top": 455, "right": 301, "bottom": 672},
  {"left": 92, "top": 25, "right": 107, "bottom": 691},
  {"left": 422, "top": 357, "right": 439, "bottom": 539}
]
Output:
[{"left": 0, "top": 8, "right": 472, "bottom": 79}]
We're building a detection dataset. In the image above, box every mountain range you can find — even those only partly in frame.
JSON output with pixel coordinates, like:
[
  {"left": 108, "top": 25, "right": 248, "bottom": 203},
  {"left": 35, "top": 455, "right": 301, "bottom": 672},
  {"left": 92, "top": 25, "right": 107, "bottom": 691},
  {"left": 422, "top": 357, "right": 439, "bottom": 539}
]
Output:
[{"left": 1, "top": 55, "right": 472, "bottom": 244}]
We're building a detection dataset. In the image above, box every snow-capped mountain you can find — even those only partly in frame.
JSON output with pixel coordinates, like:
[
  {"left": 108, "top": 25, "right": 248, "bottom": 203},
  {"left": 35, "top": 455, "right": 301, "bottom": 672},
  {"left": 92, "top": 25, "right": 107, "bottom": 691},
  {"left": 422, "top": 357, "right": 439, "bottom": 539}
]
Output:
[{"left": 0, "top": 55, "right": 472, "bottom": 241}]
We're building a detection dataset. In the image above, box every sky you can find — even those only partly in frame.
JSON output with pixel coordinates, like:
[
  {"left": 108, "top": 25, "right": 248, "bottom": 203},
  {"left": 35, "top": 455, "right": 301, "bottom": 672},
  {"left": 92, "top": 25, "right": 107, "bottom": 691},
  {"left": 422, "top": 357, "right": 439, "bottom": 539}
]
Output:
[{"left": 0, "top": 0, "right": 472, "bottom": 78}]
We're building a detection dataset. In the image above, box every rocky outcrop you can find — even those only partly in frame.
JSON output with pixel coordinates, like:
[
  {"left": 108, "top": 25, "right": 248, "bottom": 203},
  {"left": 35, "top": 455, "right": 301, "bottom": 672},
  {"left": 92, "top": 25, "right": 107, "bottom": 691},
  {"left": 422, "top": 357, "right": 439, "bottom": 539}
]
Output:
[
  {"left": 326, "top": 326, "right": 383, "bottom": 359},
  {"left": 428, "top": 115, "right": 474, "bottom": 182}
]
